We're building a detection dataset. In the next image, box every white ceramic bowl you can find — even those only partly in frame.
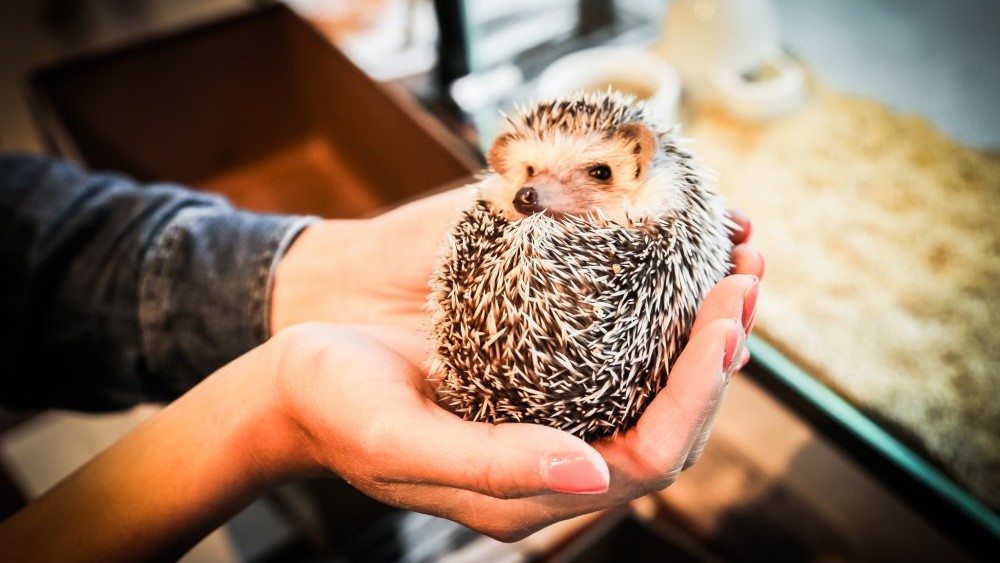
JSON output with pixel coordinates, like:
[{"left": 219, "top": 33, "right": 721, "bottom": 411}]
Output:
[
  {"left": 657, "top": 0, "right": 804, "bottom": 119},
  {"left": 537, "top": 47, "right": 682, "bottom": 126}
]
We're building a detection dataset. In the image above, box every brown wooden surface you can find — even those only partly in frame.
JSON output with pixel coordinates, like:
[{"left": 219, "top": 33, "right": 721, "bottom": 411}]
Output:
[
  {"left": 653, "top": 375, "right": 978, "bottom": 562},
  {"left": 29, "top": 3, "right": 480, "bottom": 219}
]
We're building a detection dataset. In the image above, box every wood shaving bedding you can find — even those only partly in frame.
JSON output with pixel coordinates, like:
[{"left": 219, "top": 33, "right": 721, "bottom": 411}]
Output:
[{"left": 688, "top": 81, "right": 1000, "bottom": 508}]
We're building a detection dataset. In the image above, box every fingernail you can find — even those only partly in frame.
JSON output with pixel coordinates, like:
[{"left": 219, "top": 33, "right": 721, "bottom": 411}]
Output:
[
  {"left": 545, "top": 454, "right": 609, "bottom": 494},
  {"left": 723, "top": 320, "right": 746, "bottom": 380},
  {"left": 742, "top": 277, "right": 759, "bottom": 336},
  {"left": 728, "top": 208, "right": 749, "bottom": 231}
]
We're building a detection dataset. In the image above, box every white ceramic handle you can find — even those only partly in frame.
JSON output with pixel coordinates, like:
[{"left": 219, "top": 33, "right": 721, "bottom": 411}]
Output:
[{"left": 709, "top": 53, "right": 805, "bottom": 120}]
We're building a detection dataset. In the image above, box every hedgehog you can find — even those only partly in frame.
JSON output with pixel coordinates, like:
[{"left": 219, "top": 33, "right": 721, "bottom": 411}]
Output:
[{"left": 428, "top": 91, "right": 733, "bottom": 442}]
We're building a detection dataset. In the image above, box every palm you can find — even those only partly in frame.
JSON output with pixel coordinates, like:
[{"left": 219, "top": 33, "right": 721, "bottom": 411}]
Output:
[{"left": 363, "top": 188, "right": 477, "bottom": 329}]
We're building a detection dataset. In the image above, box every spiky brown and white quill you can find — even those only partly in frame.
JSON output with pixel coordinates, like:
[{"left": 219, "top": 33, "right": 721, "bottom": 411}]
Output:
[{"left": 429, "top": 91, "right": 732, "bottom": 442}]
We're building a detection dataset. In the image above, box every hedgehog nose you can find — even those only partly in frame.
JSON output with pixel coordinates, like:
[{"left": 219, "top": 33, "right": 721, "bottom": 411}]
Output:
[{"left": 513, "top": 186, "right": 540, "bottom": 215}]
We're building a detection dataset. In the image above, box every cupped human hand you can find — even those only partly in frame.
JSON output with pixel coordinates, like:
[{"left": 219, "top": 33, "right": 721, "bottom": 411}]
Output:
[
  {"left": 268, "top": 187, "right": 765, "bottom": 540},
  {"left": 267, "top": 271, "right": 757, "bottom": 542}
]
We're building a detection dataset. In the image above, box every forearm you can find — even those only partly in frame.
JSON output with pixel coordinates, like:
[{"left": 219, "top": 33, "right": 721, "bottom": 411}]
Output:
[
  {"left": 0, "top": 343, "right": 302, "bottom": 563},
  {"left": 0, "top": 154, "right": 315, "bottom": 410}
]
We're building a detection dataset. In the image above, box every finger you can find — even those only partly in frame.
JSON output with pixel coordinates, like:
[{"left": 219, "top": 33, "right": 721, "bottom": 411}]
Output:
[
  {"left": 683, "top": 311, "right": 748, "bottom": 469},
  {"left": 379, "top": 185, "right": 476, "bottom": 229},
  {"left": 314, "top": 328, "right": 609, "bottom": 501},
  {"left": 364, "top": 187, "right": 477, "bottom": 294},
  {"left": 681, "top": 380, "right": 732, "bottom": 470},
  {"left": 324, "top": 333, "right": 610, "bottom": 500},
  {"left": 681, "top": 327, "right": 744, "bottom": 470},
  {"left": 622, "top": 319, "right": 742, "bottom": 482},
  {"left": 340, "top": 475, "right": 539, "bottom": 541},
  {"left": 363, "top": 478, "right": 612, "bottom": 543},
  {"left": 731, "top": 243, "right": 766, "bottom": 278},
  {"left": 376, "top": 406, "right": 610, "bottom": 499},
  {"left": 727, "top": 209, "right": 752, "bottom": 245},
  {"left": 690, "top": 274, "right": 759, "bottom": 338},
  {"left": 352, "top": 325, "right": 432, "bottom": 379}
]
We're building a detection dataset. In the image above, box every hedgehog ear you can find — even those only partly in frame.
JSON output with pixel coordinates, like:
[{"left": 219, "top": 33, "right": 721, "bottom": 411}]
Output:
[
  {"left": 617, "top": 122, "right": 657, "bottom": 181},
  {"left": 487, "top": 133, "right": 514, "bottom": 176}
]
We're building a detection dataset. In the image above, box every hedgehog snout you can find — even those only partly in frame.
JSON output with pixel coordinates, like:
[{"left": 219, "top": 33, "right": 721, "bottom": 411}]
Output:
[{"left": 513, "top": 186, "right": 541, "bottom": 215}]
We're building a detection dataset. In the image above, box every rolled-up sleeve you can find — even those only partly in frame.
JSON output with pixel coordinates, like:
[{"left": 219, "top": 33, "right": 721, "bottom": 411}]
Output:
[{"left": 0, "top": 154, "right": 316, "bottom": 411}]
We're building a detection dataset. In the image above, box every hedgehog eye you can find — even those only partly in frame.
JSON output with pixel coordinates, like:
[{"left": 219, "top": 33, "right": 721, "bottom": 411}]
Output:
[
  {"left": 527, "top": 165, "right": 535, "bottom": 177},
  {"left": 589, "top": 164, "right": 612, "bottom": 181}
]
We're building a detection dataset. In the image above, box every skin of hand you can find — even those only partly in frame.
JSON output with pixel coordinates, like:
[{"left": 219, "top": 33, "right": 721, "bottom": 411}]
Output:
[
  {"left": 0, "top": 188, "right": 765, "bottom": 560},
  {"left": 271, "top": 275, "right": 758, "bottom": 542},
  {"left": 270, "top": 188, "right": 480, "bottom": 338}
]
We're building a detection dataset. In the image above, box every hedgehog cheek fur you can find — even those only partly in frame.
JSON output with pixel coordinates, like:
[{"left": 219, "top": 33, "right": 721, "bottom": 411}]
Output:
[
  {"left": 483, "top": 125, "right": 666, "bottom": 225},
  {"left": 427, "top": 92, "right": 733, "bottom": 442}
]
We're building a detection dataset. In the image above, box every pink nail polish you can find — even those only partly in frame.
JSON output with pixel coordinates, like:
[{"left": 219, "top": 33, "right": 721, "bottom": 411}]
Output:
[{"left": 545, "top": 455, "right": 609, "bottom": 494}]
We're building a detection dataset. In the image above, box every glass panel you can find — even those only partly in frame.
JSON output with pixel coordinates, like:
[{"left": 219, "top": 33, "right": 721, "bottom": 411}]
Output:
[
  {"left": 452, "top": 0, "right": 666, "bottom": 148},
  {"left": 451, "top": 0, "right": 1000, "bottom": 542}
]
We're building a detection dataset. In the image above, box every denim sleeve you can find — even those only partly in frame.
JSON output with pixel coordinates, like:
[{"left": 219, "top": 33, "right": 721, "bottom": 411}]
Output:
[{"left": 0, "top": 154, "right": 317, "bottom": 411}]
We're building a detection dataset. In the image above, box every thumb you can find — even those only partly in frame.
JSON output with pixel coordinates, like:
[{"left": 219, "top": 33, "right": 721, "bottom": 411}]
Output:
[
  {"left": 625, "top": 318, "right": 739, "bottom": 474},
  {"left": 323, "top": 325, "right": 610, "bottom": 500},
  {"left": 377, "top": 410, "right": 610, "bottom": 499}
]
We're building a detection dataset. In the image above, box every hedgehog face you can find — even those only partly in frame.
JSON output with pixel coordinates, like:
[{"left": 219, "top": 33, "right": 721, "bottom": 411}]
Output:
[{"left": 479, "top": 93, "right": 685, "bottom": 225}]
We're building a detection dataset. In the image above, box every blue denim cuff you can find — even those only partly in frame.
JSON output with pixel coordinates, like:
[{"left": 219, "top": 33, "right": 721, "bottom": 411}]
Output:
[{"left": 138, "top": 206, "right": 318, "bottom": 391}]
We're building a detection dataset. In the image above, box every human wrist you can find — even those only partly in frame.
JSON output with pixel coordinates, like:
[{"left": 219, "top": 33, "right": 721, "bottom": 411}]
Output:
[
  {"left": 270, "top": 218, "right": 372, "bottom": 335},
  {"left": 195, "top": 338, "right": 324, "bottom": 489},
  {"left": 256, "top": 324, "right": 355, "bottom": 480}
]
